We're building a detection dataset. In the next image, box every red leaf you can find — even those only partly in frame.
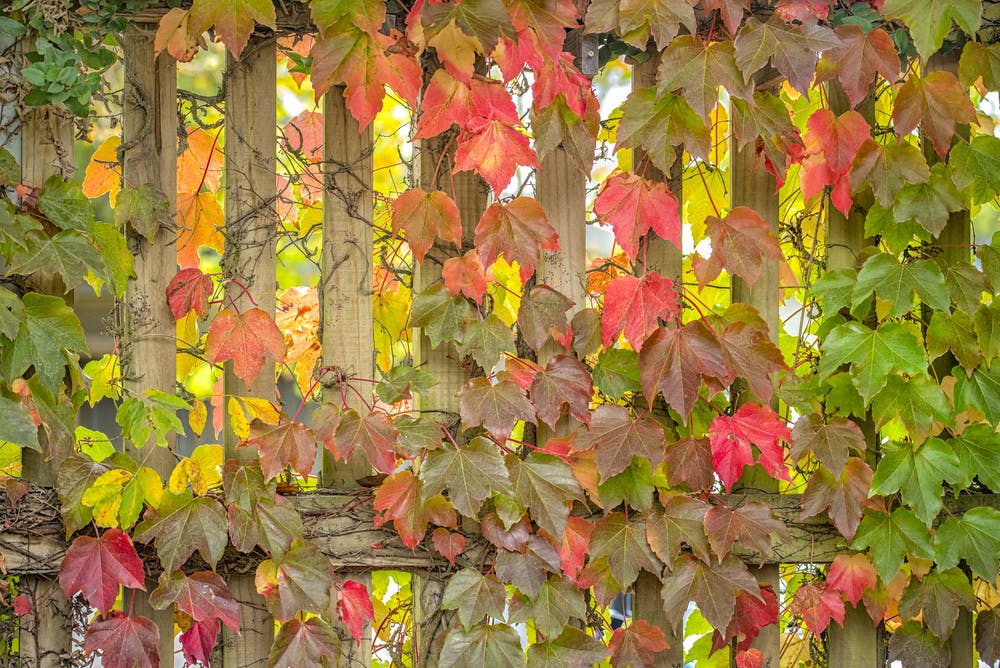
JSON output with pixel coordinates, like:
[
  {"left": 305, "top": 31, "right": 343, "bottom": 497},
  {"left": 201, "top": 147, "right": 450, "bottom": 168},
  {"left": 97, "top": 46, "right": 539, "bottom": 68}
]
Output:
[
  {"left": 817, "top": 25, "right": 900, "bottom": 108},
  {"left": 557, "top": 516, "right": 594, "bottom": 584},
  {"left": 475, "top": 197, "right": 559, "bottom": 282},
  {"left": 716, "top": 319, "right": 786, "bottom": 404},
  {"left": 701, "top": 0, "right": 750, "bottom": 35},
  {"left": 800, "top": 109, "right": 871, "bottom": 214},
  {"left": 391, "top": 188, "right": 462, "bottom": 264},
  {"left": 60, "top": 529, "right": 146, "bottom": 613},
  {"left": 827, "top": 553, "right": 878, "bottom": 606},
  {"left": 774, "top": 0, "right": 830, "bottom": 22},
  {"left": 638, "top": 320, "right": 729, "bottom": 418},
  {"left": 269, "top": 617, "right": 340, "bottom": 665},
  {"left": 735, "top": 648, "right": 765, "bottom": 668},
  {"left": 468, "top": 76, "right": 521, "bottom": 124},
  {"left": 602, "top": 271, "right": 680, "bottom": 350},
  {"left": 712, "top": 585, "right": 779, "bottom": 653},
  {"left": 662, "top": 437, "right": 714, "bottom": 492},
  {"left": 205, "top": 308, "right": 287, "bottom": 385},
  {"left": 149, "top": 570, "right": 240, "bottom": 632},
  {"left": 893, "top": 70, "right": 976, "bottom": 159},
  {"left": 442, "top": 250, "right": 489, "bottom": 304},
  {"left": 84, "top": 611, "right": 159, "bottom": 668},
  {"left": 246, "top": 417, "right": 317, "bottom": 481},
  {"left": 431, "top": 527, "right": 467, "bottom": 566},
  {"left": 698, "top": 206, "right": 784, "bottom": 289},
  {"left": 609, "top": 619, "right": 669, "bottom": 668},
  {"left": 166, "top": 268, "right": 213, "bottom": 321},
  {"left": 330, "top": 409, "right": 398, "bottom": 474},
  {"left": 12, "top": 594, "right": 31, "bottom": 616},
  {"left": 413, "top": 69, "right": 472, "bottom": 139},
  {"left": 791, "top": 583, "right": 846, "bottom": 635},
  {"left": 179, "top": 618, "right": 219, "bottom": 667},
  {"left": 507, "top": 0, "right": 577, "bottom": 66},
  {"left": 709, "top": 403, "right": 790, "bottom": 492},
  {"left": 800, "top": 457, "right": 873, "bottom": 540},
  {"left": 593, "top": 172, "right": 681, "bottom": 261},
  {"left": 373, "top": 471, "right": 455, "bottom": 548},
  {"left": 337, "top": 580, "right": 374, "bottom": 645},
  {"left": 703, "top": 500, "right": 791, "bottom": 562},
  {"left": 282, "top": 110, "right": 325, "bottom": 162},
  {"left": 532, "top": 51, "right": 593, "bottom": 119},
  {"left": 455, "top": 117, "right": 539, "bottom": 195},
  {"left": 529, "top": 354, "right": 593, "bottom": 427},
  {"left": 573, "top": 404, "right": 666, "bottom": 479}
]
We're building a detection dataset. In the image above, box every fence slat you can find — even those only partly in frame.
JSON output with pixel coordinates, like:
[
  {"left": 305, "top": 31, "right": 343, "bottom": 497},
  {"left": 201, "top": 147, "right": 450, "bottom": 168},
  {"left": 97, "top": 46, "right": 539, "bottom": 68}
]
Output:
[
  {"left": 321, "top": 87, "right": 375, "bottom": 665},
  {"left": 15, "top": 35, "right": 75, "bottom": 668},
  {"left": 221, "top": 35, "right": 278, "bottom": 666},
  {"left": 120, "top": 28, "right": 180, "bottom": 667}
]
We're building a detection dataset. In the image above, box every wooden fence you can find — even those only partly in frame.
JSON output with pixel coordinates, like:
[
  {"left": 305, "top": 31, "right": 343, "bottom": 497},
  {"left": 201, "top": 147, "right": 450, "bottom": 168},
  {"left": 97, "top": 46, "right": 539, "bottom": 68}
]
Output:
[{"left": 1, "top": 6, "right": 998, "bottom": 668}]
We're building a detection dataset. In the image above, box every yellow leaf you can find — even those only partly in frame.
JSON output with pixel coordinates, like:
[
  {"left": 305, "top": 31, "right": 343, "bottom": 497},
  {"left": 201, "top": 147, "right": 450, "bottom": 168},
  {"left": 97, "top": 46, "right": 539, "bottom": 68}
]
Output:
[
  {"left": 176, "top": 311, "right": 201, "bottom": 383},
  {"left": 228, "top": 396, "right": 250, "bottom": 440},
  {"left": 83, "top": 354, "right": 122, "bottom": 407},
  {"left": 191, "top": 444, "right": 223, "bottom": 489},
  {"left": 169, "top": 458, "right": 207, "bottom": 495},
  {"left": 81, "top": 469, "right": 132, "bottom": 528},
  {"left": 189, "top": 399, "right": 207, "bottom": 437},
  {"left": 82, "top": 136, "right": 122, "bottom": 203},
  {"left": 135, "top": 466, "right": 164, "bottom": 509},
  {"left": 242, "top": 397, "right": 281, "bottom": 425}
]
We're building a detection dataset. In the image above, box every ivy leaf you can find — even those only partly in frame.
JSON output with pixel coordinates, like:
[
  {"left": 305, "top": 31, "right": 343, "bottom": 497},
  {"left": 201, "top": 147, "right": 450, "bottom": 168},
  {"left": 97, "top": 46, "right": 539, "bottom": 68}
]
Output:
[
  {"left": 134, "top": 490, "right": 228, "bottom": 572},
  {"left": 954, "top": 363, "right": 1000, "bottom": 427},
  {"left": 390, "top": 188, "right": 462, "bottom": 264},
  {"left": 443, "top": 251, "right": 489, "bottom": 304},
  {"left": 601, "top": 272, "right": 679, "bottom": 351},
  {"left": 460, "top": 377, "right": 536, "bottom": 441},
  {"left": 411, "top": 284, "right": 476, "bottom": 349},
  {"left": 827, "top": 553, "right": 877, "bottom": 606},
  {"left": 269, "top": 617, "right": 340, "bottom": 666},
  {"left": 58, "top": 454, "right": 114, "bottom": 536},
  {"left": 204, "top": 308, "right": 286, "bottom": 386},
  {"left": 517, "top": 285, "right": 573, "bottom": 353},
  {"left": 8, "top": 230, "right": 102, "bottom": 292},
  {"left": 708, "top": 403, "right": 790, "bottom": 492},
  {"left": 926, "top": 310, "right": 981, "bottom": 372},
  {"left": 662, "top": 437, "right": 714, "bottom": 493},
  {"left": 598, "top": 457, "right": 654, "bottom": 512},
  {"left": 949, "top": 424, "right": 1000, "bottom": 491},
  {"left": 532, "top": 94, "right": 600, "bottom": 176},
  {"left": 188, "top": 0, "right": 276, "bottom": 59},
  {"left": 572, "top": 404, "right": 666, "bottom": 480},
  {"left": 800, "top": 109, "right": 871, "bottom": 215},
  {"left": 593, "top": 173, "right": 680, "bottom": 262},
  {"left": 589, "top": 512, "right": 660, "bottom": 590},
  {"left": 60, "top": 529, "right": 146, "bottom": 613},
  {"left": 817, "top": 25, "right": 900, "bottom": 107},
  {"left": 790, "top": 414, "right": 866, "bottom": 476},
  {"left": 950, "top": 134, "right": 1000, "bottom": 204},
  {"left": 526, "top": 627, "right": 610, "bottom": 668},
  {"left": 850, "top": 139, "right": 929, "bottom": 208},
  {"left": 475, "top": 197, "right": 559, "bottom": 283},
  {"left": 585, "top": 0, "right": 696, "bottom": 50},
  {"left": 616, "top": 87, "right": 711, "bottom": 173},
  {"left": 530, "top": 355, "right": 593, "bottom": 428},
  {"left": 2, "top": 293, "right": 87, "bottom": 393},
  {"left": 432, "top": 528, "right": 467, "bottom": 566},
  {"left": 656, "top": 36, "right": 751, "bottom": 121},
  {"left": 899, "top": 567, "right": 975, "bottom": 640},
  {"left": 0, "top": 392, "right": 39, "bottom": 452},
  {"left": 976, "top": 605, "right": 1000, "bottom": 666},
  {"left": 817, "top": 321, "right": 926, "bottom": 403},
  {"left": 509, "top": 576, "right": 585, "bottom": 639},
  {"left": 455, "top": 117, "right": 539, "bottom": 195},
  {"left": 711, "top": 585, "right": 779, "bottom": 654},
  {"left": 330, "top": 409, "right": 397, "bottom": 474},
  {"left": 337, "top": 580, "right": 375, "bottom": 645},
  {"left": 659, "top": 554, "right": 761, "bottom": 633},
  {"left": 373, "top": 470, "right": 455, "bottom": 549},
  {"left": 852, "top": 508, "right": 934, "bottom": 582},
  {"left": 255, "top": 539, "right": 335, "bottom": 621},
  {"left": 716, "top": 318, "right": 786, "bottom": 404},
  {"left": 507, "top": 452, "right": 584, "bottom": 538},
  {"left": 245, "top": 417, "right": 317, "bottom": 481},
  {"left": 115, "top": 184, "right": 170, "bottom": 242},
  {"left": 853, "top": 255, "right": 949, "bottom": 318},
  {"left": 421, "top": 437, "right": 513, "bottom": 518},
  {"left": 457, "top": 314, "right": 517, "bottom": 371},
  {"left": 881, "top": 0, "right": 981, "bottom": 62},
  {"left": 413, "top": 68, "right": 471, "bottom": 140},
  {"left": 733, "top": 18, "right": 837, "bottom": 94},
  {"left": 800, "top": 457, "right": 873, "bottom": 541},
  {"left": 871, "top": 374, "right": 952, "bottom": 444},
  {"left": 166, "top": 268, "right": 213, "bottom": 321},
  {"left": 148, "top": 571, "right": 240, "bottom": 632},
  {"left": 887, "top": 621, "right": 951, "bottom": 668},
  {"left": 608, "top": 619, "right": 669, "bottom": 668},
  {"left": 892, "top": 71, "right": 976, "bottom": 159},
  {"left": 310, "top": 0, "right": 385, "bottom": 35},
  {"left": 592, "top": 349, "right": 641, "bottom": 401},
  {"left": 698, "top": 206, "right": 783, "bottom": 290},
  {"left": 439, "top": 623, "right": 525, "bottom": 668},
  {"left": 959, "top": 40, "right": 1000, "bottom": 89},
  {"left": 731, "top": 92, "right": 802, "bottom": 183},
  {"left": 376, "top": 365, "right": 438, "bottom": 405},
  {"left": 892, "top": 164, "right": 965, "bottom": 237},
  {"left": 638, "top": 320, "right": 728, "bottom": 418},
  {"left": 791, "top": 583, "right": 845, "bottom": 635},
  {"left": 645, "top": 493, "right": 711, "bottom": 566},
  {"left": 84, "top": 612, "right": 159, "bottom": 668},
  {"left": 934, "top": 507, "right": 1000, "bottom": 581},
  {"left": 179, "top": 619, "right": 219, "bottom": 667},
  {"left": 703, "top": 500, "right": 790, "bottom": 563}
]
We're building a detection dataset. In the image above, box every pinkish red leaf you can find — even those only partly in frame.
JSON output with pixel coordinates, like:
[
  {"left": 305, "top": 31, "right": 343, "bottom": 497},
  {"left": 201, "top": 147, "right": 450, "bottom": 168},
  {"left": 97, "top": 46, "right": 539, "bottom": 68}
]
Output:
[
  {"left": 800, "top": 109, "right": 871, "bottom": 214},
  {"left": 817, "top": 25, "right": 900, "bottom": 108},
  {"left": 442, "top": 250, "right": 489, "bottom": 304},
  {"left": 166, "top": 268, "right": 213, "bottom": 321},
  {"left": 337, "top": 580, "right": 374, "bottom": 645},
  {"left": 84, "top": 611, "right": 159, "bottom": 668},
  {"left": 593, "top": 172, "right": 681, "bottom": 261},
  {"left": 282, "top": 109, "right": 325, "bottom": 162},
  {"left": 609, "top": 620, "right": 669, "bottom": 667},
  {"left": 149, "top": 570, "right": 240, "bottom": 632},
  {"left": 413, "top": 69, "right": 472, "bottom": 139},
  {"left": 246, "top": 417, "right": 318, "bottom": 481},
  {"left": 529, "top": 354, "right": 594, "bottom": 427},
  {"left": 455, "top": 117, "right": 539, "bottom": 195},
  {"left": 391, "top": 188, "right": 462, "bottom": 264},
  {"left": 179, "top": 618, "right": 219, "bottom": 667},
  {"left": 475, "top": 197, "right": 559, "bottom": 282},
  {"left": 205, "top": 308, "right": 287, "bottom": 385},
  {"left": 602, "top": 271, "right": 680, "bottom": 350},
  {"left": 893, "top": 70, "right": 976, "bottom": 160},
  {"left": 12, "top": 594, "right": 31, "bottom": 616},
  {"left": 331, "top": 409, "right": 398, "bottom": 474},
  {"left": 712, "top": 585, "right": 779, "bottom": 653},
  {"left": 735, "top": 648, "right": 765, "bottom": 668},
  {"left": 697, "top": 206, "right": 784, "bottom": 289},
  {"left": 60, "top": 529, "right": 146, "bottom": 613},
  {"left": 791, "top": 583, "right": 846, "bottom": 635},
  {"left": 709, "top": 403, "right": 790, "bottom": 491},
  {"left": 638, "top": 320, "right": 729, "bottom": 418},
  {"left": 827, "top": 553, "right": 878, "bottom": 606},
  {"left": 431, "top": 527, "right": 467, "bottom": 566}
]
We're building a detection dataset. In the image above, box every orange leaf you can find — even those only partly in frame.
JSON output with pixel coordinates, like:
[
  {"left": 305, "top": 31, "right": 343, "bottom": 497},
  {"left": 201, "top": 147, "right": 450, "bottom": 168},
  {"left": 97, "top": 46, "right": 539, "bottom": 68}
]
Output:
[
  {"left": 188, "top": 0, "right": 276, "bottom": 59},
  {"left": 177, "top": 129, "right": 223, "bottom": 194},
  {"left": 154, "top": 8, "right": 205, "bottom": 62},
  {"left": 205, "top": 308, "right": 286, "bottom": 385},
  {"left": 176, "top": 192, "right": 224, "bottom": 269},
  {"left": 82, "top": 136, "right": 121, "bottom": 203}
]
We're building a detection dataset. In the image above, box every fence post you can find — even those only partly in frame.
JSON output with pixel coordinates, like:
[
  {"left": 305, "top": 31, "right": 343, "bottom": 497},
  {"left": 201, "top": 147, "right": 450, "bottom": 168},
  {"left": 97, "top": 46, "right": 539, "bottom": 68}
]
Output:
[
  {"left": 120, "top": 27, "right": 180, "bottom": 667},
  {"left": 15, "top": 35, "right": 75, "bottom": 668},
  {"left": 320, "top": 87, "right": 375, "bottom": 665},
  {"left": 221, "top": 34, "right": 278, "bottom": 666}
]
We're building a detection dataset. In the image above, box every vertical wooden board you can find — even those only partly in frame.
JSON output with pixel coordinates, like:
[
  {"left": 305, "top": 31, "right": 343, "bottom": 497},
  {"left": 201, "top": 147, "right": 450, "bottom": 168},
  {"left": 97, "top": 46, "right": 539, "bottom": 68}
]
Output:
[
  {"left": 827, "top": 604, "right": 885, "bottom": 665},
  {"left": 321, "top": 88, "right": 375, "bottom": 666},
  {"left": 535, "top": 149, "right": 586, "bottom": 311},
  {"left": 119, "top": 29, "right": 181, "bottom": 667},
  {"left": 221, "top": 35, "right": 278, "bottom": 666}
]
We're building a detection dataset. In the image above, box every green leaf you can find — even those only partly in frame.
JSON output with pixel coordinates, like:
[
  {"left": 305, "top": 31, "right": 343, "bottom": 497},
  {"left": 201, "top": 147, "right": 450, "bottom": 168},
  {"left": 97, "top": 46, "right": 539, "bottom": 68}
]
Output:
[
  {"left": 589, "top": 512, "right": 660, "bottom": 590},
  {"left": 616, "top": 87, "right": 710, "bottom": 173},
  {"left": 865, "top": 202, "right": 925, "bottom": 254},
  {"left": 950, "top": 135, "right": 1000, "bottom": 204},
  {"left": 507, "top": 452, "right": 584, "bottom": 539},
  {"left": 934, "top": 506, "right": 1000, "bottom": 580},
  {"left": 457, "top": 314, "right": 516, "bottom": 371},
  {"left": 975, "top": 301, "right": 1000, "bottom": 362},
  {"left": 133, "top": 490, "right": 228, "bottom": 572},
  {"left": 38, "top": 174, "right": 95, "bottom": 231},
  {"left": 852, "top": 508, "right": 933, "bottom": 582},
  {"left": 870, "top": 439, "right": 963, "bottom": 525},
  {"left": 870, "top": 373, "right": 952, "bottom": 444},
  {"left": 598, "top": 456, "right": 653, "bottom": 512},
  {"left": 114, "top": 184, "right": 170, "bottom": 241},
  {"left": 818, "top": 321, "right": 926, "bottom": 403},
  {"left": 509, "top": 576, "right": 586, "bottom": 639},
  {"left": 811, "top": 268, "right": 857, "bottom": 316},
  {"left": 0, "top": 287, "right": 23, "bottom": 341},
  {"left": 525, "top": 627, "right": 610, "bottom": 667},
  {"left": 0, "top": 147, "right": 18, "bottom": 185},
  {"left": 850, "top": 139, "right": 929, "bottom": 208},
  {"left": 420, "top": 437, "right": 513, "bottom": 518},
  {"left": 116, "top": 390, "right": 187, "bottom": 448},
  {"left": 892, "top": 164, "right": 965, "bottom": 237},
  {"left": 852, "top": 255, "right": 949, "bottom": 317},
  {"left": 87, "top": 221, "right": 135, "bottom": 297},
  {"left": 592, "top": 348, "right": 641, "bottom": 400},
  {"left": 439, "top": 623, "right": 525, "bottom": 668},
  {"left": 949, "top": 424, "right": 1000, "bottom": 491},
  {"left": 899, "top": 567, "right": 975, "bottom": 640},
  {"left": 939, "top": 261, "right": 989, "bottom": 316},
  {"left": 2, "top": 293, "right": 87, "bottom": 392},
  {"left": 926, "top": 309, "right": 981, "bottom": 372},
  {"left": 882, "top": 0, "right": 982, "bottom": 61},
  {"left": 7, "top": 230, "right": 103, "bottom": 290},
  {"left": 376, "top": 365, "right": 437, "bottom": 404},
  {"left": 0, "top": 392, "right": 39, "bottom": 451},
  {"left": 57, "top": 453, "right": 114, "bottom": 536},
  {"left": 887, "top": 621, "right": 951, "bottom": 668},
  {"left": 441, "top": 568, "right": 507, "bottom": 629},
  {"left": 954, "top": 363, "right": 1000, "bottom": 427},
  {"left": 411, "top": 283, "right": 475, "bottom": 349}
]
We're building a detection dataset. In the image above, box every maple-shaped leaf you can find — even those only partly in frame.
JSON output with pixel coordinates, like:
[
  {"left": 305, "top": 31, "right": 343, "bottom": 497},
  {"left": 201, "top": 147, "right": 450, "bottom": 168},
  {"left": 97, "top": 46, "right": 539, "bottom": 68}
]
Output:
[
  {"left": 589, "top": 512, "right": 660, "bottom": 590},
  {"left": 311, "top": 27, "right": 421, "bottom": 128},
  {"left": 532, "top": 93, "right": 600, "bottom": 176},
  {"left": 411, "top": 283, "right": 476, "bottom": 349},
  {"left": 887, "top": 621, "right": 951, "bottom": 668},
  {"left": 951, "top": 134, "right": 1000, "bottom": 205},
  {"left": 656, "top": 36, "right": 751, "bottom": 121},
  {"left": 702, "top": 0, "right": 749, "bottom": 35},
  {"left": 791, "top": 583, "right": 845, "bottom": 635},
  {"left": 852, "top": 508, "right": 934, "bottom": 582},
  {"left": 455, "top": 117, "right": 539, "bottom": 195},
  {"left": 337, "top": 580, "right": 374, "bottom": 645},
  {"left": 508, "top": 452, "right": 584, "bottom": 539},
  {"left": 205, "top": 308, "right": 286, "bottom": 385},
  {"left": 870, "top": 438, "right": 963, "bottom": 526},
  {"left": 391, "top": 188, "right": 462, "bottom": 264},
  {"left": 716, "top": 318, "right": 786, "bottom": 403},
  {"left": 616, "top": 87, "right": 711, "bottom": 173},
  {"left": 800, "top": 457, "right": 872, "bottom": 541},
  {"left": 256, "top": 539, "right": 336, "bottom": 621},
  {"left": 179, "top": 618, "right": 219, "bottom": 666},
  {"left": 441, "top": 568, "right": 508, "bottom": 628},
  {"left": 148, "top": 570, "right": 240, "bottom": 632},
  {"left": 246, "top": 417, "right": 317, "bottom": 481},
  {"left": 373, "top": 470, "right": 455, "bottom": 548},
  {"left": 459, "top": 376, "right": 536, "bottom": 441},
  {"left": 800, "top": 109, "right": 872, "bottom": 215},
  {"left": 601, "top": 272, "right": 682, "bottom": 349},
  {"left": 510, "top": 576, "right": 586, "bottom": 639},
  {"left": 421, "top": 437, "right": 513, "bottom": 518},
  {"left": 585, "top": 0, "right": 696, "bottom": 49},
  {"left": 457, "top": 314, "right": 517, "bottom": 371},
  {"left": 773, "top": 0, "right": 830, "bottom": 22},
  {"left": 84, "top": 612, "right": 159, "bottom": 668},
  {"left": 698, "top": 206, "right": 783, "bottom": 289},
  {"left": 517, "top": 285, "right": 573, "bottom": 352},
  {"left": 154, "top": 8, "right": 205, "bottom": 61},
  {"left": 188, "top": 0, "right": 276, "bottom": 59},
  {"left": 439, "top": 623, "right": 525, "bottom": 668},
  {"left": 134, "top": 490, "right": 228, "bottom": 572},
  {"left": 892, "top": 71, "right": 976, "bottom": 159},
  {"left": 662, "top": 437, "right": 714, "bottom": 492},
  {"left": 269, "top": 617, "right": 341, "bottom": 666},
  {"left": 60, "top": 529, "right": 145, "bottom": 613},
  {"left": 850, "top": 138, "right": 930, "bottom": 208},
  {"left": 329, "top": 409, "right": 398, "bottom": 474},
  {"left": 526, "top": 626, "right": 610, "bottom": 668},
  {"left": 881, "top": 0, "right": 981, "bottom": 62},
  {"left": 532, "top": 52, "right": 593, "bottom": 119},
  {"left": 711, "top": 585, "right": 779, "bottom": 653},
  {"left": 475, "top": 197, "right": 558, "bottom": 282},
  {"left": 646, "top": 493, "right": 712, "bottom": 565},
  {"left": 573, "top": 404, "right": 666, "bottom": 479},
  {"left": 432, "top": 527, "right": 467, "bottom": 566},
  {"left": 176, "top": 192, "right": 224, "bottom": 268},
  {"left": 639, "top": 320, "right": 728, "bottom": 418},
  {"left": 166, "top": 268, "right": 213, "bottom": 321},
  {"left": 530, "top": 355, "right": 593, "bottom": 428},
  {"left": 593, "top": 172, "right": 681, "bottom": 261},
  {"left": 790, "top": 413, "right": 866, "bottom": 476},
  {"left": 816, "top": 25, "right": 900, "bottom": 107},
  {"left": 959, "top": 40, "right": 1000, "bottom": 89},
  {"left": 817, "top": 321, "right": 926, "bottom": 403},
  {"left": 827, "top": 553, "right": 877, "bottom": 606},
  {"left": 413, "top": 68, "right": 472, "bottom": 139},
  {"left": 703, "top": 500, "right": 791, "bottom": 563},
  {"left": 659, "top": 554, "right": 761, "bottom": 633},
  {"left": 608, "top": 619, "right": 669, "bottom": 668},
  {"left": 899, "top": 567, "right": 975, "bottom": 640},
  {"left": 977, "top": 605, "right": 1000, "bottom": 666},
  {"left": 871, "top": 373, "right": 952, "bottom": 444},
  {"left": 709, "top": 403, "right": 790, "bottom": 491},
  {"left": 443, "top": 251, "right": 489, "bottom": 304},
  {"left": 934, "top": 507, "right": 1000, "bottom": 581},
  {"left": 554, "top": 516, "right": 593, "bottom": 584},
  {"left": 734, "top": 18, "right": 837, "bottom": 94}
]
